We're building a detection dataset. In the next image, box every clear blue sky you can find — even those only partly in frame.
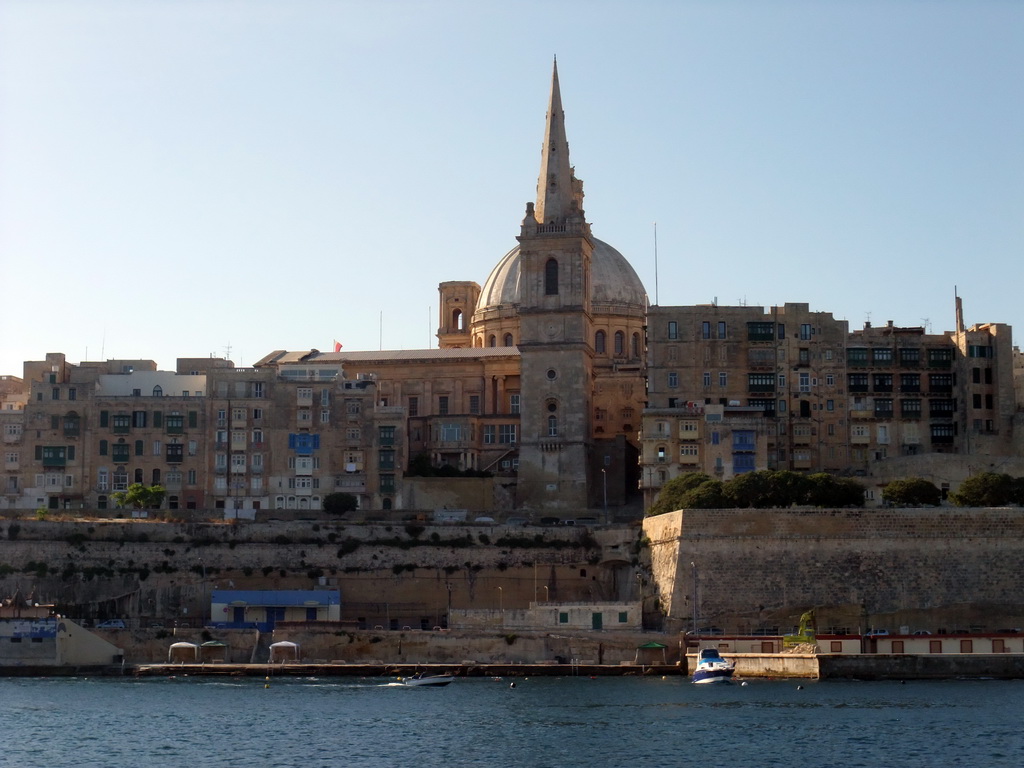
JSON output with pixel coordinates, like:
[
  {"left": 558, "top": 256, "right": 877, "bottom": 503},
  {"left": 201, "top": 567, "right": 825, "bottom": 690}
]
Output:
[{"left": 2, "top": 1, "right": 1021, "bottom": 376}]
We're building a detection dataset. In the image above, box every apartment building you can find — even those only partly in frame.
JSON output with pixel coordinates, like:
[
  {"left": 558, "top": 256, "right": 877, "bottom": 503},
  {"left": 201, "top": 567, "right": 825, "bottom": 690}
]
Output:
[{"left": 643, "top": 301, "right": 1017, "bottom": 499}]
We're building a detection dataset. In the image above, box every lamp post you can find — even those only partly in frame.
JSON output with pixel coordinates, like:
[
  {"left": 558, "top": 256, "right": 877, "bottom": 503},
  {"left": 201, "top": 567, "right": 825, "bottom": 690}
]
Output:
[
  {"left": 498, "top": 586, "right": 504, "bottom": 613},
  {"left": 543, "top": 585, "right": 549, "bottom": 602},
  {"left": 601, "top": 468, "right": 608, "bottom": 524},
  {"left": 691, "top": 562, "right": 698, "bottom": 635}
]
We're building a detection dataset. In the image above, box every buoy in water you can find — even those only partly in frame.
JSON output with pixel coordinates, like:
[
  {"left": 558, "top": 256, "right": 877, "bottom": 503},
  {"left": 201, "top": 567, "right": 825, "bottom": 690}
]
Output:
[{"left": 510, "top": 682, "right": 516, "bottom": 689}]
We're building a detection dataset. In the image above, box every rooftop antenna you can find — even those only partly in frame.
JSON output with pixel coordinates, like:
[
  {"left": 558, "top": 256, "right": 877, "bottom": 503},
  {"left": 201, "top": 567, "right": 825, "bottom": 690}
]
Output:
[
  {"left": 921, "top": 318, "right": 931, "bottom": 334},
  {"left": 653, "top": 222, "right": 659, "bottom": 306},
  {"left": 223, "top": 343, "right": 232, "bottom": 362}
]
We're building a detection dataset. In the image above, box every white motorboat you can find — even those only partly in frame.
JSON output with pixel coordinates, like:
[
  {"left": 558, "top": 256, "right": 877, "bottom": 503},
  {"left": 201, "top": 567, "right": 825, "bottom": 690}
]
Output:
[
  {"left": 692, "top": 648, "right": 735, "bottom": 684},
  {"left": 400, "top": 672, "right": 456, "bottom": 687}
]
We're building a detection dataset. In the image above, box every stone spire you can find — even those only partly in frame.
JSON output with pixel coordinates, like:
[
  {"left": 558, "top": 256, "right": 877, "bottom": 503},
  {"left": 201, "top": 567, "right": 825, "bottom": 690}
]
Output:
[{"left": 533, "top": 57, "right": 584, "bottom": 226}]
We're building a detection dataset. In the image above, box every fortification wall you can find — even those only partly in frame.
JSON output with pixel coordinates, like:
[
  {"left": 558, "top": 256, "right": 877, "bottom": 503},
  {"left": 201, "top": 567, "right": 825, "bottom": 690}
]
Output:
[
  {"left": 644, "top": 507, "right": 1024, "bottom": 634},
  {"left": 0, "top": 520, "right": 641, "bottom": 627}
]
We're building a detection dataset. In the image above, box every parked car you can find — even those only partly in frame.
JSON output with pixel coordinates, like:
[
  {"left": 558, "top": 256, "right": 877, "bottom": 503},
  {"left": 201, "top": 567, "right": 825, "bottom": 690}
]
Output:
[
  {"left": 95, "top": 619, "right": 126, "bottom": 629},
  {"left": 864, "top": 629, "right": 889, "bottom": 637},
  {"left": 911, "top": 630, "right": 932, "bottom": 635}
]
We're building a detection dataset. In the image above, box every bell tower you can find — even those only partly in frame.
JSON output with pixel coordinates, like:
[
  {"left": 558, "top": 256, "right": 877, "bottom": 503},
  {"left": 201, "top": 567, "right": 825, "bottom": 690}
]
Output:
[{"left": 515, "top": 59, "right": 594, "bottom": 511}]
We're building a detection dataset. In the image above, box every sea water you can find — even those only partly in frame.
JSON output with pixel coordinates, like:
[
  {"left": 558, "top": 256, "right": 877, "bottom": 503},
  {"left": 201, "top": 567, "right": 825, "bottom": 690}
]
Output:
[{"left": 3, "top": 676, "right": 1023, "bottom": 768}]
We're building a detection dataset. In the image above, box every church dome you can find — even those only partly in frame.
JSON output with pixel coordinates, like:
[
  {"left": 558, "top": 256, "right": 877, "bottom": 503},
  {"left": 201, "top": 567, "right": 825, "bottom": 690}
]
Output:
[{"left": 476, "top": 238, "right": 648, "bottom": 315}]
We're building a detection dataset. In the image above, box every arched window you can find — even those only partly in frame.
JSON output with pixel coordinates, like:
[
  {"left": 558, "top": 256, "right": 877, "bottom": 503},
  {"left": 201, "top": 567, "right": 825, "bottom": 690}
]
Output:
[
  {"left": 135, "top": 439, "right": 144, "bottom": 456},
  {"left": 152, "top": 386, "right": 163, "bottom": 397},
  {"left": 489, "top": 335, "right": 497, "bottom": 347},
  {"left": 504, "top": 333, "right": 514, "bottom": 347},
  {"left": 383, "top": 497, "right": 393, "bottom": 510},
  {"left": 168, "top": 495, "right": 179, "bottom": 510},
  {"left": 275, "top": 495, "right": 285, "bottom": 509},
  {"left": 595, "top": 330, "right": 606, "bottom": 354},
  {"left": 614, "top": 331, "right": 625, "bottom": 356},
  {"left": 545, "top": 258, "right": 559, "bottom": 295},
  {"left": 451, "top": 308, "right": 464, "bottom": 331},
  {"left": 632, "top": 333, "right": 641, "bottom": 359},
  {"left": 134, "top": 468, "right": 144, "bottom": 483},
  {"left": 152, "top": 468, "right": 160, "bottom": 484}
]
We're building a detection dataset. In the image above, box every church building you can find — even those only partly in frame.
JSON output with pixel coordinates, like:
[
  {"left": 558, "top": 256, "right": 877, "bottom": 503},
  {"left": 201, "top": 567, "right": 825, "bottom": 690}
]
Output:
[{"left": 256, "top": 61, "right": 649, "bottom": 513}]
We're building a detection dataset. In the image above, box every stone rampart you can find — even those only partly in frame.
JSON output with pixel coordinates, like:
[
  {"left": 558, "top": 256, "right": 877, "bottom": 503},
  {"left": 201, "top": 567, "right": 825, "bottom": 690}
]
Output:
[{"left": 644, "top": 507, "right": 1024, "bottom": 634}]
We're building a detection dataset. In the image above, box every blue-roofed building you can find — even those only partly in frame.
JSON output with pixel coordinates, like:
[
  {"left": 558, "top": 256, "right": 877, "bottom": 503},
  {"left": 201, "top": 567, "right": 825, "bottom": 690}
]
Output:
[{"left": 209, "top": 590, "right": 340, "bottom": 631}]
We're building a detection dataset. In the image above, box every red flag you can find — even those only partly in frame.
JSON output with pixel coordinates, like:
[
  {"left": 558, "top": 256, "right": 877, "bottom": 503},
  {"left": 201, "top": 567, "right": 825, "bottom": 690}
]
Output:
[{"left": 333, "top": 340, "right": 342, "bottom": 353}]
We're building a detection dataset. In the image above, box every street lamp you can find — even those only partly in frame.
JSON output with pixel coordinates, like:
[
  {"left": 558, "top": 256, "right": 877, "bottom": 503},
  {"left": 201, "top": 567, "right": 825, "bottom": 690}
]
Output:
[
  {"left": 498, "top": 586, "right": 503, "bottom": 613},
  {"left": 691, "top": 562, "right": 698, "bottom": 635},
  {"left": 543, "top": 585, "right": 549, "bottom": 602},
  {"left": 601, "top": 468, "right": 608, "bottom": 524}
]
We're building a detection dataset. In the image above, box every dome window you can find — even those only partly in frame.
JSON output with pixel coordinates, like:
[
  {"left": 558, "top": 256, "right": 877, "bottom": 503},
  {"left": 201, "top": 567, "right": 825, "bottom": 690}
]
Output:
[{"left": 595, "top": 331, "right": 606, "bottom": 354}]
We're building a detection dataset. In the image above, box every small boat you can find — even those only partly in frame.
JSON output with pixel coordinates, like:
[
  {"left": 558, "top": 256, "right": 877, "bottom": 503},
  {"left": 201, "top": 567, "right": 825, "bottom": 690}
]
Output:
[
  {"left": 692, "top": 648, "right": 735, "bottom": 685},
  {"left": 400, "top": 672, "right": 455, "bottom": 687}
]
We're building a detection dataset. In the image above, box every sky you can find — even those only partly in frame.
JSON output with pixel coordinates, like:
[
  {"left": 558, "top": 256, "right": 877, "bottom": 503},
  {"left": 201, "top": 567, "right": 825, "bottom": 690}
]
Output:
[{"left": 1, "top": 0, "right": 1021, "bottom": 376}]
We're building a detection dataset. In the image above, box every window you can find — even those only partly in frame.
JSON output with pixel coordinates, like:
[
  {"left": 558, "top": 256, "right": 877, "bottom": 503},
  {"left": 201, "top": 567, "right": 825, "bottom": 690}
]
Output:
[
  {"left": 800, "top": 323, "right": 812, "bottom": 340},
  {"left": 111, "top": 415, "right": 130, "bottom": 433},
  {"left": 848, "top": 348, "right": 868, "bottom": 366},
  {"left": 873, "top": 348, "right": 893, "bottom": 364},
  {"left": 825, "top": 374, "right": 834, "bottom": 386},
  {"left": 134, "top": 440, "right": 144, "bottom": 456},
  {"left": 701, "top": 321, "right": 711, "bottom": 339},
  {"left": 826, "top": 399, "right": 834, "bottom": 411},
  {"left": 379, "top": 426, "right": 396, "bottom": 445},
  {"left": 379, "top": 450, "right": 395, "bottom": 470},
  {"left": 438, "top": 396, "right": 449, "bottom": 415},
  {"left": 167, "top": 444, "right": 184, "bottom": 463},
  {"left": 667, "top": 372, "right": 678, "bottom": 388},
  {"left": 610, "top": 330, "right": 624, "bottom": 357},
  {"left": 718, "top": 321, "right": 726, "bottom": 339},
  {"left": 544, "top": 258, "right": 558, "bottom": 295},
  {"left": 408, "top": 396, "right": 418, "bottom": 417},
  {"left": 595, "top": 330, "right": 606, "bottom": 353},
  {"left": 112, "top": 442, "right": 130, "bottom": 463},
  {"left": 97, "top": 468, "right": 109, "bottom": 491},
  {"left": 483, "top": 425, "right": 495, "bottom": 444},
  {"left": 469, "top": 395, "right": 480, "bottom": 415},
  {"left": 503, "top": 333, "right": 513, "bottom": 347},
  {"left": 703, "top": 372, "right": 711, "bottom": 387},
  {"left": 499, "top": 424, "right": 517, "bottom": 444},
  {"left": 667, "top": 321, "right": 678, "bottom": 340},
  {"left": 509, "top": 394, "right": 520, "bottom": 414},
  {"left": 748, "top": 373, "right": 775, "bottom": 392},
  {"left": 719, "top": 372, "right": 727, "bottom": 387},
  {"left": 547, "top": 415, "right": 558, "bottom": 436},
  {"left": 747, "top": 322, "right": 774, "bottom": 341},
  {"left": 488, "top": 335, "right": 496, "bottom": 347},
  {"left": 440, "top": 423, "right": 463, "bottom": 441}
]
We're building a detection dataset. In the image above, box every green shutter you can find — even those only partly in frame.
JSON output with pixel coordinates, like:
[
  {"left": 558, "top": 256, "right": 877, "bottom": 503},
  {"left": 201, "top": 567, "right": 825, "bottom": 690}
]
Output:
[
  {"left": 35, "top": 445, "right": 42, "bottom": 460},
  {"left": 153, "top": 411, "right": 163, "bottom": 428},
  {"left": 51, "top": 415, "right": 59, "bottom": 430},
  {"left": 100, "top": 411, "right": 109, "bottom": 427},
  {"left": 188, "top": 411, "right": 197, "bottom": 428},
  {"left": 99, "top": 440, "right": 108, "bottom": 456},
  {"left": 67, "top": 446, "right": 75, "bottom": 461}
]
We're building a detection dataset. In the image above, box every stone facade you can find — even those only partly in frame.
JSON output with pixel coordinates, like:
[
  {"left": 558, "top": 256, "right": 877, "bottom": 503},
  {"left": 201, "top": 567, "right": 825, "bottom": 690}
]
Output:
[{"left": 644, "top": 507, "right": 1024, "bottom": 636}]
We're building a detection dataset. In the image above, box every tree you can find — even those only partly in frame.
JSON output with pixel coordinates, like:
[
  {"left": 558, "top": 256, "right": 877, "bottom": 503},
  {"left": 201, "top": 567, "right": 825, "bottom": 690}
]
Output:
[
  {"left": 323, "top": 492, "right": 358, "bottom": 515},
  {"left": 112, "top": 483, "right": 165, "bottom": 510},
  {"left": 950, "top": 472, "right": 1013, "bottom": 507},
  {"left": 647, "top": 473, "right": 714, "bottom": 516},
  {"left": 723, "top": 470, "right": 772, "bottom": 508},
  {"left": 881, "top": 477, "right": 942, "bottom": 507},
  {"left": 678, "top": 480, "right": 727, "bottom": 509},
  {"left": 804, "top": 473, "right": 865, "bottom": 507},
  {"left": 762, "top": 471, "right": 811, "bottom": 508}
]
